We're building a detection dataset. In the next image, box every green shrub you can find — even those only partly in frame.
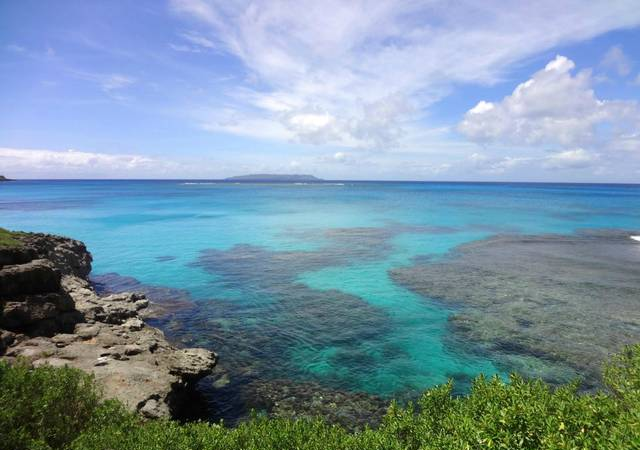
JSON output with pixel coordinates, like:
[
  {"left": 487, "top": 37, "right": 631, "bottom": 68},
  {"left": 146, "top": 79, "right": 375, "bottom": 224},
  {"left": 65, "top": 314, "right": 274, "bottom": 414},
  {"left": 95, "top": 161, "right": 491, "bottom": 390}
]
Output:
[
  {"left": 3, "top": 345, "right": 640, "bottom": 450},
  {"left": 0, "top": 360, "right": 111, "bottom": 450}
]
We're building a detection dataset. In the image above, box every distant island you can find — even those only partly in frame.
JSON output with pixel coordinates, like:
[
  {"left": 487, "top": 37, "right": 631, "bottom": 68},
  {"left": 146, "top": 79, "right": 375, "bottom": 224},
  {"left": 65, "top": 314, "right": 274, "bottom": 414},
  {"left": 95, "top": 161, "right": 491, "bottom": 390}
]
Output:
[
  {"left": 224, "top": 174, "right": 323, "bottom": 182},
  {"left": 0, "top": 175, "right": 12, "bottom": 181}
]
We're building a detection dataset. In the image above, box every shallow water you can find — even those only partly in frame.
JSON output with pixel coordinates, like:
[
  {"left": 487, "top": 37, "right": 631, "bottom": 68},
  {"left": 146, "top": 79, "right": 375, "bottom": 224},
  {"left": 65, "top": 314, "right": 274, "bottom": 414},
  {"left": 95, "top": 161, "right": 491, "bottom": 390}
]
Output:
[{"left": 2, "top": 180, "right": 640, "bottom": 421}]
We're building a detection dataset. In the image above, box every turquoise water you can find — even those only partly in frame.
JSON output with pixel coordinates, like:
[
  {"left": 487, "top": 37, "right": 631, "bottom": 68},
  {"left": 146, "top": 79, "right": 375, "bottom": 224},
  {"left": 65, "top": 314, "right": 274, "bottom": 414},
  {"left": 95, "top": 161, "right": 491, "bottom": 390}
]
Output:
[{"left": 2, "top": 180, "right": 640, "bottom": 407}]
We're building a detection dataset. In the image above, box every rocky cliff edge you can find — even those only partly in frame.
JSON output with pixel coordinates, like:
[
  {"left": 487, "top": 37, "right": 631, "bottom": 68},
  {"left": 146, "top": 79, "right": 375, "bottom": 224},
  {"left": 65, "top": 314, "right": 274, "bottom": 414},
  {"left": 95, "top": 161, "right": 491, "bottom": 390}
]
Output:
[{"left": 0, "top": 230, "right": 217, "bottom": 419}]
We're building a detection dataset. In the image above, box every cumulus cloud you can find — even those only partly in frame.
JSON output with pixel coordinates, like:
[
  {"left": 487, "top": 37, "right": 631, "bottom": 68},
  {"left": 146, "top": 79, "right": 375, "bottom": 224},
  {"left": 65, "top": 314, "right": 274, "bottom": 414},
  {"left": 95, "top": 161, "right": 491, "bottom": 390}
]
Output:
[
  {"left": 459, "top": 55, "right": 640, "bottom": 151},
  {"left": 170, "top": 0, "right": 640, "bottom": 148}
]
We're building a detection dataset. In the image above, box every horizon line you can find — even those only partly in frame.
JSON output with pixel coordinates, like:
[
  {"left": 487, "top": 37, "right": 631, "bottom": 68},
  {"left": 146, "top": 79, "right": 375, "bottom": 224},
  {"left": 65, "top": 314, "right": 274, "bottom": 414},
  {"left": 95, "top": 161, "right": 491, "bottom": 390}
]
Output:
[{"left": 3, "top": 178, "right": 640, "bottom": 186}]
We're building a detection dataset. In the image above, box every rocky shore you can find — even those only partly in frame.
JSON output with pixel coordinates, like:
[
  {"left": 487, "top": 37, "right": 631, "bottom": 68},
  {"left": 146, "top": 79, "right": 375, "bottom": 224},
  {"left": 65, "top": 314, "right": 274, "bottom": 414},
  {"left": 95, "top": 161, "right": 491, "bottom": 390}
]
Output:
[{"left": 0, "top": 230, "right": 217, "bottom": 419}]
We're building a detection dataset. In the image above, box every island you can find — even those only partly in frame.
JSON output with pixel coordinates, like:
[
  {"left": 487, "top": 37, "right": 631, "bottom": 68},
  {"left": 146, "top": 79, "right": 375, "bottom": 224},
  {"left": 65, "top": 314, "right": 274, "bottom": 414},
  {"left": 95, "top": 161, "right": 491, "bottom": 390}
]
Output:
[
  {"left": 0, "top": 175, "right": 12, "bottom": 181},
  {"left": 224, "top": 174, "right": 323, "bottom": 182}
]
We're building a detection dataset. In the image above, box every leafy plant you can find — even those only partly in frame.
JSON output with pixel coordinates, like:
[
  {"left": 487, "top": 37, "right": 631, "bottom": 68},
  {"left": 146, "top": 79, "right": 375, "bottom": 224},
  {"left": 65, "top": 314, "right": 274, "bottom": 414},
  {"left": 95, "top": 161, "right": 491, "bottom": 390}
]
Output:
[{"left": 3, "top": 345, "right": 640, "bottom": 450}]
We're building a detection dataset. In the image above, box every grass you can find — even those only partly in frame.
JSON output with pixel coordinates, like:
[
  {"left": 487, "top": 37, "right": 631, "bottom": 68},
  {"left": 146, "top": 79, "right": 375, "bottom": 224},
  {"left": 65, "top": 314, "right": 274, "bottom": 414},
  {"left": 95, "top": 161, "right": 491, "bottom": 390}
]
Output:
[
  {"left": 0, "top": 227, "right": 24, "bottom": 249},
  {"left": 1, "top": 344, "right": 640, "bottom": 450}
]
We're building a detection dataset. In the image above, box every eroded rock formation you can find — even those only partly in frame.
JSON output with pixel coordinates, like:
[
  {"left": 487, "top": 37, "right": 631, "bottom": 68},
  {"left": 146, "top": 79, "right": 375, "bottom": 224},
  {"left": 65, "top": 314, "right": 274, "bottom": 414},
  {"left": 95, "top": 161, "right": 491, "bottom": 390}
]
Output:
[{"left": 0, "top": 231, "right": 217, "bottom": 419}]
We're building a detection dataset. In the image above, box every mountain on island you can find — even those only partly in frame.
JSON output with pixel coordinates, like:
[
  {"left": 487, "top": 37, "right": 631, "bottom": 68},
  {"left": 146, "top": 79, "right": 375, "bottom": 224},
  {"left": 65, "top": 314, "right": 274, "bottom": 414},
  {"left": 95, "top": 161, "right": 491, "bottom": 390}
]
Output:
[
  {"left": 0, "top": 175, "right": 12, "bottom": 181},
  {"left": 224, "top": 174, "right": 323, "bottom": 182}
]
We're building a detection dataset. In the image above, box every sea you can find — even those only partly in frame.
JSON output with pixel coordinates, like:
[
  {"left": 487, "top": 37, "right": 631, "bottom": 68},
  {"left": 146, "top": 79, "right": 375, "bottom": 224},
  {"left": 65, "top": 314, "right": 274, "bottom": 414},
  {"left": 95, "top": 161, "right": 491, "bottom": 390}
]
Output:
[{"left": 2, "top": 180, "right": 639, "bottom": 423}]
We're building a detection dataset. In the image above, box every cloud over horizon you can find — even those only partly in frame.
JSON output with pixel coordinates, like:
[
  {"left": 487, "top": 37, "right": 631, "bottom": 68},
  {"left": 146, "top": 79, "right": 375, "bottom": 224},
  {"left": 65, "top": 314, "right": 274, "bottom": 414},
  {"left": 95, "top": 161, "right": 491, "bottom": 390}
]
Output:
[
  {"left": 459, "top": 55, "right": 640, "bottom": 174},
  {"left": 0, "top": 148, "right": 179, "bottom": 179}
]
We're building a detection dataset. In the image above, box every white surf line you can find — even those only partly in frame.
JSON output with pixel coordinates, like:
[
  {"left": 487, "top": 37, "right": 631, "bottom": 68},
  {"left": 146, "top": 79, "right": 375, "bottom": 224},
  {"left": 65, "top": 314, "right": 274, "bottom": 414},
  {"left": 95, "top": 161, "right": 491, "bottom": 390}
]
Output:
[{"left": 631, "top": 236, "right": 640, "bottom": 242}]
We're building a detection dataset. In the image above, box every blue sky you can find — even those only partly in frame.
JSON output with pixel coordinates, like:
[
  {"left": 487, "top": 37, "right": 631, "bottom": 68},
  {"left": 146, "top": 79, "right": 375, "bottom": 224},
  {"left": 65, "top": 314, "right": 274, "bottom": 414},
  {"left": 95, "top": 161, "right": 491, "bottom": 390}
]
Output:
[{"left": 1, "top": 0, "right": 640, "bottom": 181}]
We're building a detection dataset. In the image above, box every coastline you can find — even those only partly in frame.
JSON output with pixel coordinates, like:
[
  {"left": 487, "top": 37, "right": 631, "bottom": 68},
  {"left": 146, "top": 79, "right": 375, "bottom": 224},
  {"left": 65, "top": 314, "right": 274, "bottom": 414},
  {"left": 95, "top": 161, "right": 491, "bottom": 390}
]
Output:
[{"left": 0, "top": 229, "right": 216, "bottom": 419}]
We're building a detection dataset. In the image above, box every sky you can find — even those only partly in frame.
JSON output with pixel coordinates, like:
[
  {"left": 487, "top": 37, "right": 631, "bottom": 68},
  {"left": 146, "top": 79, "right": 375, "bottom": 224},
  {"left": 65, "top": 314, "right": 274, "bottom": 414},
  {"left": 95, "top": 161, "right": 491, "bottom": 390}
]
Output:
[{"left": 1, "top": 0, "right": 640, "bottom": 182}]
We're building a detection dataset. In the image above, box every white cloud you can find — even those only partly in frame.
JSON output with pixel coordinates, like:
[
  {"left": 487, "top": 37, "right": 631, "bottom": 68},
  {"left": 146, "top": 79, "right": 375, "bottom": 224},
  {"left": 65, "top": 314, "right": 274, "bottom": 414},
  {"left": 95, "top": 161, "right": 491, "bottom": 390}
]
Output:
[
  {"left": 314, "top": 151, "right": 357, "bottom": 165},
  {"left": 333, "top": 152, "right": 347, "bottom": 162},
  {"left": 198, "top": 108, "right": 291, "bottom": 141},
  {"left": 0, "top": 148, "right": 180, "bottom": 178},
  {"left": 170, "top": 31, "right": 219, "bottom": 52},
  {"left": 181, "top": 31, "right": 216, "bottom": 49},
  {"left": 468, "top": 153, "right": 533, "bottom": 174},
  {"left": 170, "top": 0, "right": 640, "bottom": 148},
  {"left": 468, "top": 148, "right": 598, "bottom": 173},
  {"left": 101, "top": 74, "right": 136, "bottom": 92},
  {"left": 459, "top": 55, "right": 640, "bottom": 149},
  {"left": 601, "top": 45, "right": 632, "bottom": 76},
  {"left": 542, "top": 148, "right": 597, "bottom": 169}
]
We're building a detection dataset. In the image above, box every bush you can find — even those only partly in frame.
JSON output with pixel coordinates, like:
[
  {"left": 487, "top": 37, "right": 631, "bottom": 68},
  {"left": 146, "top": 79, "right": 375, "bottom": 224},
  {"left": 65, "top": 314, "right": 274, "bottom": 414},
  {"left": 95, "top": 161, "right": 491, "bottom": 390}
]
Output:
[
  {"left": 0, "top": 360, "right": 125, "bottom": 450},
  {"left": 2, "top": 345, "right": 640, "bottom": 450}
]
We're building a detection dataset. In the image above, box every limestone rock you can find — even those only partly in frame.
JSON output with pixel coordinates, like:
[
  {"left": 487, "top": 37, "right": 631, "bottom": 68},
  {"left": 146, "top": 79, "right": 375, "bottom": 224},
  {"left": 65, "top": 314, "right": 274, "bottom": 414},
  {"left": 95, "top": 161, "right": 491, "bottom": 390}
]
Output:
[
  {"left": 0, "top": 259, "right": 61, "bottom": 297},
  {"left": 0, "top": 231, "right": 218, "bottom": 419}
]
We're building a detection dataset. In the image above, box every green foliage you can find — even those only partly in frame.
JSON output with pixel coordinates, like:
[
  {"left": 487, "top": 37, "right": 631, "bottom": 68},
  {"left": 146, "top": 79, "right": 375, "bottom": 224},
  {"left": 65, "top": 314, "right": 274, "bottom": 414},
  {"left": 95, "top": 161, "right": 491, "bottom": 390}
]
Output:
[
  {"left": 605, "top": 343, "right": 640, "bottom": 404},
  {"left": 0, "top": 360, "right": 108, "bottom": 450},
  {"left": 0, "top": 227, "right": 24, "bottom": 249},
  {"left": 3, "top": 346, "right": 640, "bottom": 450}
]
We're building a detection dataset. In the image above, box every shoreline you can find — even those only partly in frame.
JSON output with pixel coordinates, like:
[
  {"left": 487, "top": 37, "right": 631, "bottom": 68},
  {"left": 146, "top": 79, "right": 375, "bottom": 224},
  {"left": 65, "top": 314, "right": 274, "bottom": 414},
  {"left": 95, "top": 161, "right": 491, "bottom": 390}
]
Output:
[{"left": 0, "top": 229, "right": 217, "bottom": 419}]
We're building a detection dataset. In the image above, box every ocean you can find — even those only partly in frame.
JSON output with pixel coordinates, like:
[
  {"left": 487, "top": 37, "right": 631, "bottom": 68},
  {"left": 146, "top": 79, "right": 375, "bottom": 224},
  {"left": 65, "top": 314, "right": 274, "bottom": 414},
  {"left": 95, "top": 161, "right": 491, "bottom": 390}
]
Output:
[{"left": 2, "top": 180, "right": 639, "bottom": 423}]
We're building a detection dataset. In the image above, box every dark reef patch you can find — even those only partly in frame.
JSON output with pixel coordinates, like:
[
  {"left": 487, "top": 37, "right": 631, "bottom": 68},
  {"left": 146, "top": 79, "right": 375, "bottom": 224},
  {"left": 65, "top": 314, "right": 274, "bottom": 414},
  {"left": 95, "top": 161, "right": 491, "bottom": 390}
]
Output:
[
  {"left": 391, "top": 229, "right": 640, "bottom": 388},
  {"left": 244, "top": 379, "right": 388, "bottom": 431},
  {"left": 174, "top": 223, "right": 466, "bottom": 424},
  {"left": 156, "top": 255, "right": 177, "bottom": 262},
  {"left": 146, "top": 287, "right": 394, "bottom": 428},
  {"left": 92, "top": 232, "right": 407, "bottom": 427},
  {"left": 94, "top": 222, "right": 528, "bottom": 426}
]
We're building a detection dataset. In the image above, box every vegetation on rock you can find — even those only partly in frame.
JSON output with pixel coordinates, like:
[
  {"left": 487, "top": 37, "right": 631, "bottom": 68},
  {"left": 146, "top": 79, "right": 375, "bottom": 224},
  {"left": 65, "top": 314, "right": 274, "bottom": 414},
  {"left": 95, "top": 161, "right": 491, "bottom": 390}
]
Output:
[
  {"left": 0, "top": 228, "right": 24, "bottom": 249},
  {"left": 2, "top": 344, "right": 640, "bottom": 450}
]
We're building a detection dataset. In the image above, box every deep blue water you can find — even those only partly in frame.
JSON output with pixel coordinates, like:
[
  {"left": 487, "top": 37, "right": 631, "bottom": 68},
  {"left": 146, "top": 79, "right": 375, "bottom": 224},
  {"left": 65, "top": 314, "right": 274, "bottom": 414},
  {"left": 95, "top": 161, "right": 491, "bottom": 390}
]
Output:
[{"left": 2, "top": 180, "right": 640, "bottom": 404}]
